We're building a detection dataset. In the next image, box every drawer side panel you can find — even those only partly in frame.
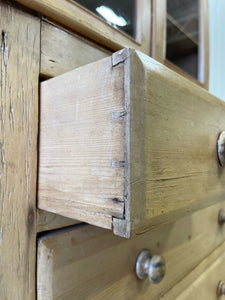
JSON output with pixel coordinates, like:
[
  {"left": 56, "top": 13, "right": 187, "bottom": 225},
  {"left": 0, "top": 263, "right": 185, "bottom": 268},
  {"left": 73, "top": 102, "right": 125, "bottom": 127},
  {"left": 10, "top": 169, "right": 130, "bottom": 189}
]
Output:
[{"left": 39, "top": 56, "right": 125, "bottom": 229}]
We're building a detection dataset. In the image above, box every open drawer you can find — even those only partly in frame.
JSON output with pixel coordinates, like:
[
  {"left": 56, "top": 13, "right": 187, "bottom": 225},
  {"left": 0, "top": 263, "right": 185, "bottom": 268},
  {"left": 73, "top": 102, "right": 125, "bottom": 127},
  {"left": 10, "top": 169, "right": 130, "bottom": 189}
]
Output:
[{"left": 39, "top": 48, "right": 225, "bottom": 238}]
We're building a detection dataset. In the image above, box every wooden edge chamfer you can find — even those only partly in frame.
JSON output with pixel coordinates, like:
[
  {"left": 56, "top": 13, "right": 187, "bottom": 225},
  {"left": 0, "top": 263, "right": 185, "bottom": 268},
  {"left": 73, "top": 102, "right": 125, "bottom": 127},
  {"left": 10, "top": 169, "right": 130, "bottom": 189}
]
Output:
[
  {"left": 112, "top": 48, "right": 145, "bottom": 239},
  {"left": 111, "top": 48, "right": 132, "bottom": 238}
]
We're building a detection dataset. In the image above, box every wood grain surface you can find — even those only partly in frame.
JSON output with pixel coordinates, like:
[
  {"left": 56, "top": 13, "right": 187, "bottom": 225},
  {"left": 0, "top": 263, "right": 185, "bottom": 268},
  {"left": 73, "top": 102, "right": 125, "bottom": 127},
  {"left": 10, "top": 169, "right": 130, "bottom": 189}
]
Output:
[
  {"left": 39, "top": 56, "right": 125, "bottom": 230},
  {"left": 15, "top": 0, "right": 151, "bottom": 55},
  {"left": 39, "top": 21, "right": 110, "bottom": 232},
  {"left": 128, "top": 49, "right": 225, "bottom": 235},
  {"left": 37, "top": 201, "right": 225, "bottom": 300},
  {"left": 161, "top": 239, "right": 225, "bottom": 300},
  {"left": 151, "top": 0, "right": 167, "bottom": 61},
  {"left": 39, "top": 48, "right": 225, "bottom": 237},
  {"left": 40, "top": 21, "right": 110, "bottom": 78},
  {"left": 0, "top": 3, "right": 40, "bottom": 299},
  {"left": 38, "top": 209, "right": 80, "bottom": 232}
]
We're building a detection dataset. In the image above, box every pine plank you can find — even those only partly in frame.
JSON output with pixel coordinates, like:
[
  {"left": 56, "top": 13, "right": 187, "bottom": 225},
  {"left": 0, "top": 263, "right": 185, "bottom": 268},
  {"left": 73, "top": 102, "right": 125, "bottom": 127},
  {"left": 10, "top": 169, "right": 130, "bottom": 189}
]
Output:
[
  {"left": 40, "top": 21, "right": 110, "bottom": 78},
  {"left": 37, "top": 201, "right": 225, "bottom": 300},
  {"left": 0, "top": 3, "right": 40, "bottom": 299},
  {"left": 39, "top": 21, "right": 110, "bottom": 232},
  {"left": 39, "top": 56, "right": 125, "bottom": 230},
  {"left": 37, "top": 209, "right": 80, "bottom": 232},
  {"left": 161, "top": 240, "right": 225, "bottom": 299}
]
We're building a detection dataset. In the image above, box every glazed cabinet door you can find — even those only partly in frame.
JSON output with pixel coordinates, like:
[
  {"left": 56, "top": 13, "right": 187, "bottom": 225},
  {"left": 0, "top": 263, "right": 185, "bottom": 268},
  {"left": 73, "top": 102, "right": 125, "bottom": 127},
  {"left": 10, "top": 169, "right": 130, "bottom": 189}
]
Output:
[
  {"left": 0, "top": 2, "right": 40, "bottom": 299},
  {"left": 152, "top": 0, "right": 209, "bottom": 88},
  {"left": 38, "top": 48, "right": 225, "bottom": 238}
]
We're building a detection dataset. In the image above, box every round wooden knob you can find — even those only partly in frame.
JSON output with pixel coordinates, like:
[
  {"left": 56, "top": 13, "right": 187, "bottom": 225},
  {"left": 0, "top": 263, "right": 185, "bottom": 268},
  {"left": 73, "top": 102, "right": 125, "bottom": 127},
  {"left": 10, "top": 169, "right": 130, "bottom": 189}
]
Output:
[
  {"left": 135, "top": 249, "right": 166, "bottom": 283},
  {"left": 218, "top": 210, "right": 225, "bottom": 225},
  {"left": 217, "top": 132, "right": 225, "bottom": 166},
  {"left": 217, "top": 281, "right": 225, "bottom": 296}
]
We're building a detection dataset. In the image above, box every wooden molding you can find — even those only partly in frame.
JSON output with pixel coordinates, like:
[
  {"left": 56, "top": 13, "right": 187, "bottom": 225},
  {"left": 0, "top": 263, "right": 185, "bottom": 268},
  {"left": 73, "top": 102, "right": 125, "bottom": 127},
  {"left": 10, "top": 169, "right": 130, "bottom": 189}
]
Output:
[{"left": 15, "top": 0, "right": 151, "bottom": 55}]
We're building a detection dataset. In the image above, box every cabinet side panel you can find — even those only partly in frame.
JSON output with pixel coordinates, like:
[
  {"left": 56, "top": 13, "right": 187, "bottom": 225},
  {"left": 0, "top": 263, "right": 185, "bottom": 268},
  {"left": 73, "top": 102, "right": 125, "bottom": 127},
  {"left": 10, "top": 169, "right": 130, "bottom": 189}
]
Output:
[
  {"left": 0, "top": 4, "right": 40, "bottom": 299},
  {"left": 39, "top": 57, "right": 125, "bottom": 228}
]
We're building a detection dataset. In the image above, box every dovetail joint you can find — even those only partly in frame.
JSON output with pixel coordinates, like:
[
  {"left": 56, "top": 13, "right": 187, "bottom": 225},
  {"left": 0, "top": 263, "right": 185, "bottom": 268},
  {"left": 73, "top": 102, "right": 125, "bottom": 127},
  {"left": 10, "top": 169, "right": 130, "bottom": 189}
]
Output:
[
  {"left": 111, "top": 111, "right": 127, "bottom": 120},
  {"left": 111, "top": 160, "right": 126, "bottom": 168}
]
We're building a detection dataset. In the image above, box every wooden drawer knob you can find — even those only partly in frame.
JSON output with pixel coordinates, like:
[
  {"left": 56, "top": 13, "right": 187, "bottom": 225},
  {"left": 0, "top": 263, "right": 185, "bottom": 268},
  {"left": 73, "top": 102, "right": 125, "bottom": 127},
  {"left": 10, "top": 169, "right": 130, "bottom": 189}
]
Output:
[
  {"left": 217, "top": 281, "right": 225, "bottom": 296},
  {"left": 218, "top": 210, "right": 225, "bottom": 225},
  {"left": 135, "top": 250, "right": 166, "bottom": 283},
  {"left": 218, "top": 132, "right": 225, "bottom": 166}
]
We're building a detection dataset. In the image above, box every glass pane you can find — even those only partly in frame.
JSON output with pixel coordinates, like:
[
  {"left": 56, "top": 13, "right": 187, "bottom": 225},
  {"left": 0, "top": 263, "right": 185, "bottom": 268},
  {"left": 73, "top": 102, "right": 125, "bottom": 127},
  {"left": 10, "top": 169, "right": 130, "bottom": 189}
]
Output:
[
  {"left": 166, "top": 0, "right": 199, "bottom": 79},
  {"left": 74, "top": 0, "right": 136, "bottom": 38}
]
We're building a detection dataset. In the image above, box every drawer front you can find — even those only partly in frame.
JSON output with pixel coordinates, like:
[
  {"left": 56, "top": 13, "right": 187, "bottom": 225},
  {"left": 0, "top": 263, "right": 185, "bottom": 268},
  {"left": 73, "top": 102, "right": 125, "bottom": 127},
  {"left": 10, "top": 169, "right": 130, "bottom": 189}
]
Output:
[
  {"left": 39, "top": 47, "right": 225, "bottom": 237},
  {"left": 162, "top": 240, "right": 225, "bottom": 300},
  {"left": 37, "top": 202, "right": 225, "bottom": 300}
]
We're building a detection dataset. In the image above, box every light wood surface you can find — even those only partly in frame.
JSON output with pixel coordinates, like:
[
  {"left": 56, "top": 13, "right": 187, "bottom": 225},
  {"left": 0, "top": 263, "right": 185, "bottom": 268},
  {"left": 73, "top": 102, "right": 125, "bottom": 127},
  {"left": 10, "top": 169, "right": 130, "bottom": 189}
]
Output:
[
  {"left": 151, "top": 0, "right": 167, "bottom": 61},
  {"left": 38, "top": 21, "right": 111, "bottom": 232},
  {"left": 39, "top": 56, "right": 125, "bottom": 230},
  {"left": 15, "top": 0, "right": 151, "bottom": 55},
  {"left": 128, "top": 49, "right": 225, "bottom": 235},
  {"left": 40, "top": 21, "right": 110, "bottom": 78},
  {"left": 37, "top": 201, "right": 225, "bottom": 300},
  {"left": 0, "top": 3, "right": 40, "bottom": 299},
  {"left": 38, "top": 209, "right": 80, "bottom": 232},
  {"left": 162, "top": 239, "right": 225, "bottom": 300},
  {"left": 39, "top": 48, "right": 225, "bottom": 237}
]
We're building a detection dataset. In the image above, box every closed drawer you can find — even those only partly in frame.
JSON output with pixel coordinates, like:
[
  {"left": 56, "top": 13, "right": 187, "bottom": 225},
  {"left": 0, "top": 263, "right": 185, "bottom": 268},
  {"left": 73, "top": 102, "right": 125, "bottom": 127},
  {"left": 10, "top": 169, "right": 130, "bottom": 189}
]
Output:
[
  {"left": 162, "top": 239, "right": 225, "bottom": 300},
  {"left": 38, "top": 47, "right": 225, "bottom": 238},
  {"left": 37, "top": 201, "right": 225, "bottom": 300}
]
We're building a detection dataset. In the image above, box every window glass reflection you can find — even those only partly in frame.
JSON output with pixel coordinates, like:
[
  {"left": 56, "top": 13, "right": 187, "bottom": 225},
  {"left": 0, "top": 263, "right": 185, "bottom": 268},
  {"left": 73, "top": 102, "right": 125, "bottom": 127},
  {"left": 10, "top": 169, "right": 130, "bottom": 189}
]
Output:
[
  {"left": 74, "top": 0, "right": 136, "bottom": 38},
  {"left": 166, "top": 0, "right": 199, "bottom": 79}
]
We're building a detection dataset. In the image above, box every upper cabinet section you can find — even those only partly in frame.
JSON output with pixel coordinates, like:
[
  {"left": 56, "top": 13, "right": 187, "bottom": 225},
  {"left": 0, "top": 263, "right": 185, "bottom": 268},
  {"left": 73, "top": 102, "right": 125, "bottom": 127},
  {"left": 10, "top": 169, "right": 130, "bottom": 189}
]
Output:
[
  {"left": 152, "top": 0, "right": 209, "bottom": 88},
  {"left": 15, "top": 0, "right": 151, "bottom": 55},
  {"left": 39, "top": 48, "right": 225, "bottom": 239},
  {"left": 74, "top": 0, "right": 137, "bottom": 38},
  {"left": 16, "top": 0, "right": 208, "bottom": 86}
]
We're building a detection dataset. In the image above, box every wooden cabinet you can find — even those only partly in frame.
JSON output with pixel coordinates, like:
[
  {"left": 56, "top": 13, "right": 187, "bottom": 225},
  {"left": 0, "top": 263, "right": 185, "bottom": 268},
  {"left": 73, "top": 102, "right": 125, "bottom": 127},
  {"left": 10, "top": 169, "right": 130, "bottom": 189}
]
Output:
[
  {"left": 0, "top": 0, "right": 223, "bottom": 299},
  {"left": 16, "top": 0, "right": 151, "bottom": 54},
  {"left": 16, "top": 0, "right": 209, "bottom": 87}
]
